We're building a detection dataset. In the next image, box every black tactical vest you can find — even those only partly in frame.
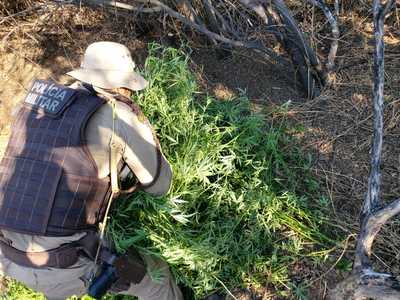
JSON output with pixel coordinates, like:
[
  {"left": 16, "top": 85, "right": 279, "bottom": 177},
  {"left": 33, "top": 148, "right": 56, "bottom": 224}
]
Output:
[{"left": 0, "top": 80, "right": 111, "bottom": 236}]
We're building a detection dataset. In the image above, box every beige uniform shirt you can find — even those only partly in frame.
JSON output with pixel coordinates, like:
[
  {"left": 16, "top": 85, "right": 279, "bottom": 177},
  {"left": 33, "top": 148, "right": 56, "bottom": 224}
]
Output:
[{"left": 0, "top": 83, "right": 172, "bottom": 271}]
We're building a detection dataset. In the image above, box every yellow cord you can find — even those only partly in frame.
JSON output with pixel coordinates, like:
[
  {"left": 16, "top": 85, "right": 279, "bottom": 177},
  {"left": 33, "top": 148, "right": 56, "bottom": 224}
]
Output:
[{"left": 94, "top": 191, "right": 116, "bottom": 265}]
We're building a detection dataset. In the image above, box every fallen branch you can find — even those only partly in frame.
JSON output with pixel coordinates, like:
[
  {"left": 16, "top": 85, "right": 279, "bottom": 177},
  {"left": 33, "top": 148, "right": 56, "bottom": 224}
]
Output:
[
  {"left": 240, "top": 0, "right": 325, "bottom": 97},
  {"left": 63, "top": 0, "right": 292, "bottom": 68},
  {"left": 149, "top": 0, "right": 286, "bottom": 61},
  {"left": 64, "top": 0, "right": 162, "bottom": 13},
  {"left": 58, "top": 0, "right": 327, "bottom": 98},
  {"left": 0, "top": 2, "right": 47, "bottom": 24}
]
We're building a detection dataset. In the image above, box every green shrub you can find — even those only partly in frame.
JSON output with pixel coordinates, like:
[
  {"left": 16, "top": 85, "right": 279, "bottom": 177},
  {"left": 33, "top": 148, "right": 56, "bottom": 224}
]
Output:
[{"left": 109, "top": 44, "right": 334, "bottom": 299}]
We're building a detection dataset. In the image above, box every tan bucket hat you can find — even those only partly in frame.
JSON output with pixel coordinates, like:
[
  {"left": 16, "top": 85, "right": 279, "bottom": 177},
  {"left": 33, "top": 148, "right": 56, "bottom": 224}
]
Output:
[{"left": 67, "top": 41, "right": 148, "bottom": 91}]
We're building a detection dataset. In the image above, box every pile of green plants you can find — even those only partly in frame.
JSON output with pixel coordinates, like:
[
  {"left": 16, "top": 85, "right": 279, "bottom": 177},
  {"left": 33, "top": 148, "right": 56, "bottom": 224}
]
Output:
[
  {"left": 108, "top": 44, "right": 334, "bottom": 299},
  {"left": 2, "top": 44, "right": 335, "bottom": 300}
]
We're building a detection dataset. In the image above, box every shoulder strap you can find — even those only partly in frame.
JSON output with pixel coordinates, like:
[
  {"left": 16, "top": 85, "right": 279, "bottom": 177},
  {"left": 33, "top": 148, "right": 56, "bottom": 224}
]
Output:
[
  {"left": 92, "top": 90, "right": 163, "bottom": 194},
  {"left": 110, "top": 99, "right": 122, "bottom": 195}
]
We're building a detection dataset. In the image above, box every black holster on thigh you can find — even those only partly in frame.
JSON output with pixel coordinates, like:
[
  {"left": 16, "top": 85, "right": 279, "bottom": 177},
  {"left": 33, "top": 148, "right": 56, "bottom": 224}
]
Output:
[
  {"left": 0, "top": 232, "right": 146, "bottom": 300},
  {"left": 88, "top": 248, "right": 147, "bottom": 299}
]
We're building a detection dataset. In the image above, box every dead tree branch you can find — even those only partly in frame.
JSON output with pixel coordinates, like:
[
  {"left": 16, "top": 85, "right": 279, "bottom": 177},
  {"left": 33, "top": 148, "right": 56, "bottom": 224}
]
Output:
[
  {"left": 62, "top": 0, "right": 162, "bottom": 12},
  {"left": 0, "top": 2, "right": 48, "bottom": 24},
  {"left": 240, "top": 0, "right": 326, "bottom": 98},
  {"left": 329, "top": 0, "right": 399, "bottom": 298},
  {"left": 150, "top": 0, "right": 290, "bottom": 63},
  {"left": 355, "top": 198, "right": 400, "bottom": 271},
  {"left": 307, "top": 0, "right": 339, "bottom": 73},
  {"left": 65, "top": 0, "right": 289, "bottom": 64},
  {"left": 57, "top": 0, "right": 328, "bottom": 98},
  {"left": 271, "top": 0, "right": 325, "bottom": 97},
  {"left": 362, "top": 0, "right": 396, "bottom": 219}
]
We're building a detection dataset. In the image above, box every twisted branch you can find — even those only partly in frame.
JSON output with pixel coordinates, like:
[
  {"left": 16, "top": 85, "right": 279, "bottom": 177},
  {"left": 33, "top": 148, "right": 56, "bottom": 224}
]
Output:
[
  {"left": 354, "top": 198, "right": 400, "bottom": 270},
  {"left": 240, "top": 0, "right": 325, "bottom": 98},
  {"left": 56, "top": 0, "right": 327, "bottom": 97}
]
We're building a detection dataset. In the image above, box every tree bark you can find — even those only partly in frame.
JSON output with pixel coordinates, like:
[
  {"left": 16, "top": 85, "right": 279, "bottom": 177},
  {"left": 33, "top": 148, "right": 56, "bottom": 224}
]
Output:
[{"left": 329, "top": 0, "right": 398, "bottom": 297}]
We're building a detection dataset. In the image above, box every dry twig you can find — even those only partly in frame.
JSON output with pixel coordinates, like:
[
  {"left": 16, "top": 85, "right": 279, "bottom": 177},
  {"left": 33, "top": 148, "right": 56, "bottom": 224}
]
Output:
[{"left": 57, "top": 0, "right": 328, "bottom": 98}]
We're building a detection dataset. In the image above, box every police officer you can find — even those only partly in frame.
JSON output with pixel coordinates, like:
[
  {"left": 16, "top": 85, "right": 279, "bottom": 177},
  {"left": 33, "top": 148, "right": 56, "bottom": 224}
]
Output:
[{"left": 0, "top": 41, "right": 183, "bottom": 300}]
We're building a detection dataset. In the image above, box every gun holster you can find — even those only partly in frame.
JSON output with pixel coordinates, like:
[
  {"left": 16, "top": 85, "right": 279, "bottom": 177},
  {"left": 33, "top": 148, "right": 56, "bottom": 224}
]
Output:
[{"left": 88, "top": 248, "right": 147, "bottom": 299}]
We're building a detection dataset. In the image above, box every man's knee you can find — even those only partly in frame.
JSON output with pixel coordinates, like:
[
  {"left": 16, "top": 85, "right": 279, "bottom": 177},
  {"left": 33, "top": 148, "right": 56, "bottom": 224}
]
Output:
[{"left": 114, "top": 254, "right": 183, "bottom": 300}]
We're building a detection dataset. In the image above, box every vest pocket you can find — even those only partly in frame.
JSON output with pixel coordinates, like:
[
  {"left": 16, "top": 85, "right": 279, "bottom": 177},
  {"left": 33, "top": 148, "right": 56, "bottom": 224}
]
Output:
[{"left": 0, "top": 156, "right": 62, "bottom": 235}]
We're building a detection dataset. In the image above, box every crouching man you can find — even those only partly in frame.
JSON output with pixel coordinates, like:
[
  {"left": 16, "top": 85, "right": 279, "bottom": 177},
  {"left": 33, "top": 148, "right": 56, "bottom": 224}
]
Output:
[{"left": 0, "top": 41, "right": 183, "bottom": 300}]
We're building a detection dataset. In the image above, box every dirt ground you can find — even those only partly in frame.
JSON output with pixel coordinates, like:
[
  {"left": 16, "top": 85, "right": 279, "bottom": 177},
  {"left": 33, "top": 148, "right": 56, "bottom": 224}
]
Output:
[{"left": 0, "top": 2, "right": 400, "bottom": 299}]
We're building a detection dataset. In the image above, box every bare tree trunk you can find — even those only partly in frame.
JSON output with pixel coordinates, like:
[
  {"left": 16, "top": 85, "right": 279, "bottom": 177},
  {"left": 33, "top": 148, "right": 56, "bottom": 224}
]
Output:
[{"left": 329, "top": 0, "right": 399, "bottom": 298}]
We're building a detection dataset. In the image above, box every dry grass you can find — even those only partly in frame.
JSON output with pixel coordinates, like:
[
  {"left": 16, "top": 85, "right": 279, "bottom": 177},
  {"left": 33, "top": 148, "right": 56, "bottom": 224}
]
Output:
[
  {"left": 0, "top": 0, "right": 36, "bottom": 15},
  {"left": 280, "top": 3, "right": 400, "bottom": 286}
]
